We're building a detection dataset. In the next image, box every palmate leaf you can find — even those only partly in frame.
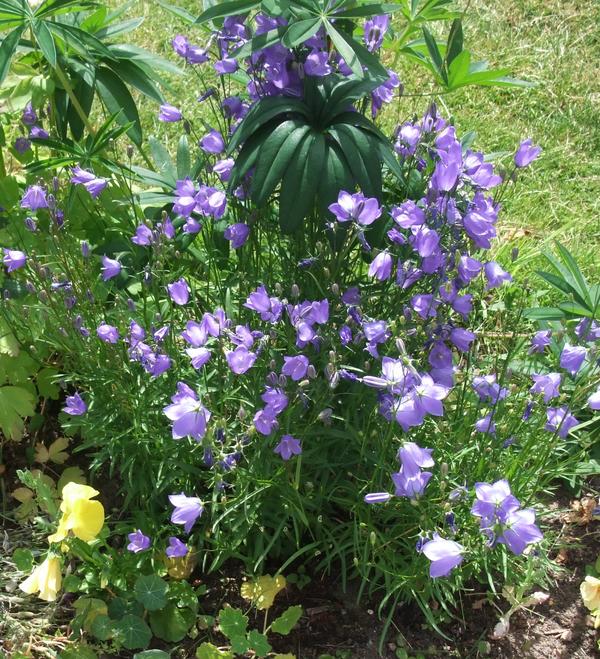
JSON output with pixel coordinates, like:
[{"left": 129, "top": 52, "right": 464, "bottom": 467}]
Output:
[
  {"left": 328, "top": 124, "right": 379, "bottom": 198},
  {"left": 281, "top": 17, "right": 321, "bottom": 48},
  {"left": 229, "top": 74, "right": 402, "bottom": 235},
  {"left": 33, "top": 19, "right": 57, "bottom": 66},
  {"left": 0, "top": 385, "right": 36, "bottom": 440},
  {"left": 227, "top": 96, "right": 308, "bottom": 153},
  {"left": 250, "top": 120, "right": 310, "bottom": 206},
  {"left": 279, "top": 130, "right": 326, "bottom": 233}
]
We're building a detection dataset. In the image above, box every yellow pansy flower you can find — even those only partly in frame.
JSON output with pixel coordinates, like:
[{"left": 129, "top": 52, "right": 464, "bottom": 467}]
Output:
[
  {"left": 581, "top": 575, "right": 600, "bottom": 612},
  {"left": 19, "top": 556, "right": 62, "bottom": 602},
  {"left": 48, "top": 482, "right": 104, "bottom": 543},
  {"left": 240, "top": 574, "right": 286, "bottom": 610}
]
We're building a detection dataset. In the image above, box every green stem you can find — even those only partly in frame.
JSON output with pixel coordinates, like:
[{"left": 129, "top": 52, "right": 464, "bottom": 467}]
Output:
[{"left": 53, "top": 63, "right": 96, "bottom": 136}]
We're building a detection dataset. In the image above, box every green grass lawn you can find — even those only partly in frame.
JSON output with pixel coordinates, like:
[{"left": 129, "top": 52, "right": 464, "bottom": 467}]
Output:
[{"left": 127, "top": 0, "right": 600, "bottom": 280}]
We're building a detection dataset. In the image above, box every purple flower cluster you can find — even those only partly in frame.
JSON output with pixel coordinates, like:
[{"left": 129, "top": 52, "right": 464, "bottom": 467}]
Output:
[
  {"left": 471, "top": 480, "right": 542, "bottom": 555},
  {"left": 173, "top": 177, "right": 227, "bottom": 229}
]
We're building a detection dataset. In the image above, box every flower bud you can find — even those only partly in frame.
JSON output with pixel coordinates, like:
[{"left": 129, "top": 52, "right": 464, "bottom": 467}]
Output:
[
  {"left": 307, "top": 365, "right": 317, "bottom": 379},
  {"left": 291, "top": 284, "right": 300, "bottom": 298},
  {"left": 331, "top": 283, "right": 340, "bottom": 296}
]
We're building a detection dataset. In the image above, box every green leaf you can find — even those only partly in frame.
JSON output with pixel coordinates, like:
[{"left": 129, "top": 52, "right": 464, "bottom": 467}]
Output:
[
  {"left": 176, "top": 134, "right": 191, "bottom": 179},
  {"left": 94, "top": 16, "right": 144, "bottom": 40},
  {"left": 448, "top": 49, "right": 470, "bottom": 88},
  {"left": 228, "top": 96, "right": 308, "bottom": 153},
  {"left": 108, "top": 59, "right": 164, "bottom": 104},
  {"left": 279, "top": 131, "right": 325, "bottom": 234},
  {"left": 554, "top": 241, "right": 591, "bottom": 306},
  {"left": 12, "top": 548, "right": 34, "bottom": 572},
  {"left": 33, "top": 19, "right": 57, "bottom": 66},
  {"left": 523, "top": 307, "right": 565, "bottom": 321},
  {"left": 247, "top": 629, "right": 271, "bottom": 657},
  {"left": 422, "top": 27, "right": 448, "bottom": 84},
  {"left": 558, "top": 301, "right": 595, "bottom": 318},
  {"left": 95, "top": 66, "right": 142, "bottom": 145},
  {"left": 90, "top": 614, "right": 114, "bottom": 641},
  {"left": 445, "top": 18, "right": 463, "bottom": 66},
  {"left": 114, "top": 614, "right": 151, "bottom": 650},
  {"left": 324, "top": 21, "right": 363, "bottom": 78},
  {"left": 218, "top": 606, "right": 248, "bottom": 640},
  {"left": 251, "top": 120, "right": 309, "bottom": 206},
  {"left": 65, "top": 64, "right": 95, "bottom": 140},
  {"left": 325, "top": 22, "right": 389, "bottom": 82},
  {"left": 232, "top": 26, "right": 286, "bottom": 59},
  {"left": 328, "top": 125, "right": 380, "bottom": 198},
  {"left": 228, "top": 123, "right": 273, "bottom": 190},
  {"left": 281, "top": 18, "right": 321, "bottom": 48},
  {"left": 334, "top": 3, "right": 397, "bottom": 18},
  {"left": 270, "top": 605, "right": 303, "bottom": 635},
  {"left": 134, "top": 575, "right": 168, "bottom": 611},
  {"left": 196, "top": 643, "right": 233, "bottom": 659},
  {"left": 229, "top": 634, "right": 250, "bottom": 655},
  {"left": 0, "top": 385, "right": 36, "bottom": 440},
  {"left": 148, "top": 135, "right": 176, "bottom": 185},
  {"left": 0, "top": 174, "right": 20, "bottom": 210},
  {"left": 36, "top": 367, "right": 60, "bottom": 399},
  {"left": 0, "top": 26, "right": 24, "bottom": 86},
  {"left": 156, "top": 0, "right": 196, "bottom": 24},
  {"left": 195, "top": 0, "right": 260, "bottom": 24},
  {"left": 149, "top": 603, "right": 194, "bottom": 642},
  {"left": 316, "top": 140, "right": 354, "bottom": 217},
  {"left": 46, "top": 22, "right": 115, "bottom": 60}
]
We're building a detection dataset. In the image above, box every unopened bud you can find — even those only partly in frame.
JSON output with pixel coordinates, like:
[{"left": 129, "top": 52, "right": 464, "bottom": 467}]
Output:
[
  {"left": 307, "top": 365, "right": 317, "bottom": 379},
  {"left": 274, "top": 282, "right": 282, "bottom": 296},
  {"left": 291, "top": 284, "right": 300, "bottom": 298},
  {"left": 331, "top": 283, "right": 340, "bottom": 296}
]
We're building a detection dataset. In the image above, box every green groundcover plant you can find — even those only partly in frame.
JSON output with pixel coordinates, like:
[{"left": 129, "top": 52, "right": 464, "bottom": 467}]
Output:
[{"left": 2, "top": 0, "right": 599, "bottom": 653}]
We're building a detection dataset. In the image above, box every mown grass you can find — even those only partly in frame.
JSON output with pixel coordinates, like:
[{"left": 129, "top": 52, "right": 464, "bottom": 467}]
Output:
[{"left": 126, "top": 0, "right": 599, "bottom": 281}]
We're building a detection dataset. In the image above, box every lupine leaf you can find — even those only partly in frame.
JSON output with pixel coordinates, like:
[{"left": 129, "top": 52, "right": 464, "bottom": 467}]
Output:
[{"left": 251, "top": 121, "right": 310, "bottom": 206}]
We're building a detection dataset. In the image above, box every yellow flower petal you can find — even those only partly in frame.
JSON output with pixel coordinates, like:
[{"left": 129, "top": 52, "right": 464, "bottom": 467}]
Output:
[
  {"left": 69, "top": 499, "right": 105, "bottom": 541},
  {"left": 61, "top": 482, "right": 99, "bottom": 512},
  {"left": 47, "top": 515, "right": 69, "bottom": 544},
  {"left": 19, "top": 556, "right": 62, "bottom": 602},
  {"left": 581, "top": 576, "right": 600, "bottom": 612},
  {"left": 19, "top": 569, "right": 40, "bottom": 595}
]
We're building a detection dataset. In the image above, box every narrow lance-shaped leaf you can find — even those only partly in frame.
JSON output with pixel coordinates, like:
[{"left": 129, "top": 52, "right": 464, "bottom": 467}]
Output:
[
  {"left": 445, "top": 18, "right": 463, "bottom": 66},
  {"left": 95, "top": 66, "right": 142, "bottom": 144},
  {"left": 0, "top": 25, "right": 24, "bottom": 85},
  {"left": 422, "top": 27, "right": 448, "bottom": 84},
  {"left": 195, "top": 0, "right": 260, "bottom": 24}
]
